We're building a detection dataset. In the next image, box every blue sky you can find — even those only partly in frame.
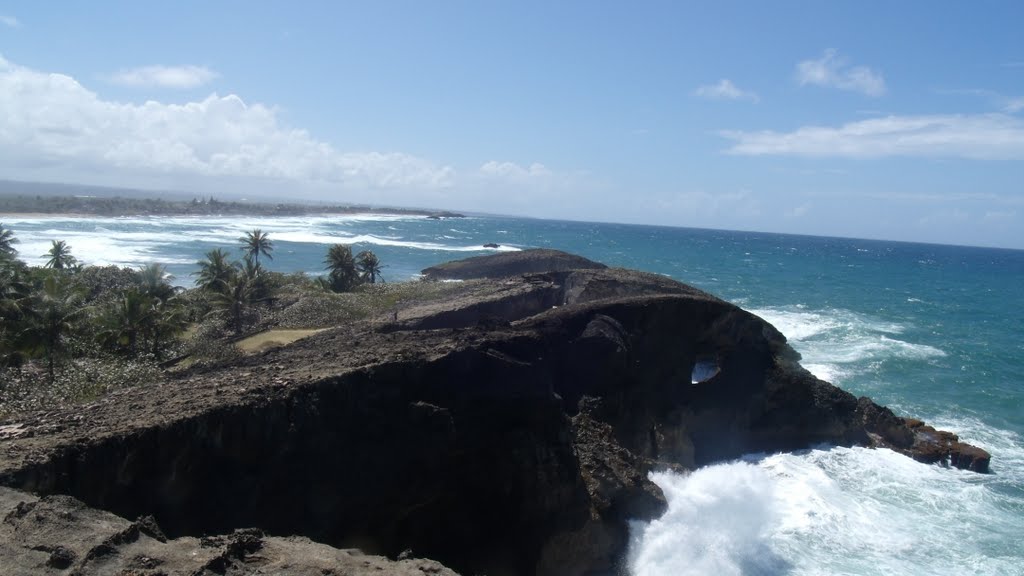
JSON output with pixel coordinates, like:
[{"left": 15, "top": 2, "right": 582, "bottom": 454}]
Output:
[{"left": 1, "top": 1, "right": 1022, "bottom": 248}]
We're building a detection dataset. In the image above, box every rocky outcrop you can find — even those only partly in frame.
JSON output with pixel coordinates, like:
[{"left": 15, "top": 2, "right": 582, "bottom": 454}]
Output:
[
  {"left": 0, "top": 486, "right": 459, "bottom": 575},
  {"left": 0, "top": 251, "right": 990, "bottom": 575},
  {"left": 420, "top": 248, "right": 607, "bottom": 280}
]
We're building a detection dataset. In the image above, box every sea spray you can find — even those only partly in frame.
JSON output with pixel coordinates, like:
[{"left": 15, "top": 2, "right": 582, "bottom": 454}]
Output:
[
  {"left": 629, "top": 445, "right": 1024, "bottom": 576},
  {"left": 627, "top": 464, "right": 787, "bottom": 576}
]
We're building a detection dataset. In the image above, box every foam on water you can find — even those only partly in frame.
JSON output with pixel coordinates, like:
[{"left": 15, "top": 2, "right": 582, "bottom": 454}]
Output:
[
  {"left": 750, "top": 306, "right": 944, "bottom": 384},
  {"left": 14, "top": 228, "right": 196, "bottom": 267},
  {"left": 630, "top": 441, "right": 1024, "bottom": 576},
  {"left": 4, "top": 215, "right": 516, "bottom": 271},
  {"left": 271, "top": 231, "right": 520, "bottom": 252}
]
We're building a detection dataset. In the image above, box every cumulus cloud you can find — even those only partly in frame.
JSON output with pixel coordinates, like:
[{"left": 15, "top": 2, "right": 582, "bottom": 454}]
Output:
[
  {"left": 0, "top": 54, "right": 455, "bottom": 191},
  {"left": 0, "top": 14, "right": 19, "bottom": 28},
  {"left": 479, "top": 161, "right": 552, "bottom": 179},
  {"left": 694, "top": 79, "right": 759, "bottom": 103},
  {"left": 109, "top": 65, "right": 220, "bottom": 89},
  {"left": 721, "top": 114, "right": 1024, "bottom": 159},
  {"left": 797, "top": 49, "right": 886, "bottom": 97}
]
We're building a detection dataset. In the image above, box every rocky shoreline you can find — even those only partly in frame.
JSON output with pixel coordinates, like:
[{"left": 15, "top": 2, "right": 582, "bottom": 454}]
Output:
[{"left": 0, "top": 250, "right": 990, "bottom": 575}]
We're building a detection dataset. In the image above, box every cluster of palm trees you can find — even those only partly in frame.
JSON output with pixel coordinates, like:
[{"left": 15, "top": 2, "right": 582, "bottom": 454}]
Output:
[
  {"left": 1, "top": 224, "right": 185, "bottom": 382},
  {"left": 192, "top": 230, "right": 275, "bottom": 334},
  {"left": 193, "top": 230, "right": 384, "bottom": 333},
  {"left": 1, "top": 222, "right": 389, "bottom": 384},
  {"left": 321, "top": 244, "right": 384, "bottom": 292}
]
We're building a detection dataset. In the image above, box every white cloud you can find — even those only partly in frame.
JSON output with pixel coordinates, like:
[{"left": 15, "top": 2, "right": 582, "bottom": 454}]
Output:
[
  {"left": 721, "top": 114, "right": 1024, "bottom": 159},
  {"left": 109, "top": 65, "right": 219, "bottom": 89},
  {"left": 694, "top": 79, "right": 759, "bottom": 103},
  {"left": 786, "top": 203, "right": 811, "bottom": 218},
  {"left": 479, "top": 161, "right": 551, "bottom": 179},
  {"left": 1005, "top": 97, "right": 1024, "bottom": 113},
  {"left": 797, "top": 49, "right": 886, "bottom": 97},
  {"left": 984, "top": 209, "right": 1016, "bottom": 221},
  {"left": 0, "top": 14, "right": 19, "bottom": 28},
  {"left": 937, "top": 87, "right": 1024, "bottom": 114},
  {"left": 0, "top": 54, "right": 455, "bottom": 192}
]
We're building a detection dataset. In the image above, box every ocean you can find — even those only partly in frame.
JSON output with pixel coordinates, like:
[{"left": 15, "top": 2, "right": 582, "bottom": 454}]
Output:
[{"left": 4, "top": 213, "right": 1023, "bottom": 575}]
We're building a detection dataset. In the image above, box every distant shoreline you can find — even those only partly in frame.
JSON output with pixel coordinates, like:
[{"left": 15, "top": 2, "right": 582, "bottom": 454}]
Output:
[
  {"left": 0, "top": 193, "right": 465, "bottom": 220},
  {"left": 0, "top": 212, "right": 86, "bottom": 219}
]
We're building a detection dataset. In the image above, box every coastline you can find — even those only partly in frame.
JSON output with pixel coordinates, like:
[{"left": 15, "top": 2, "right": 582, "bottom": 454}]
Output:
[
  {"left": 0, "top": 192, "right": 465, "bottom": 220},
  {"left": 0, "top": 211, "right": 442, "bottom": 220},
  {"left": 0, "top": 212, "right": 90, "bottom": 219}
]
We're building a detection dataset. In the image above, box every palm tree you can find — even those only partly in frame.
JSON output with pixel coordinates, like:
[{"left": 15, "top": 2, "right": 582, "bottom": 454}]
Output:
[
  {"left": 193, "top": 249, "right": 236, "bottom": 293},
  {"left": 145, "top": 297, "right": 188, "bottom": 359},
  {"left": 0, "top": 264, "right": 29, "bottom": 314},
  {"left": 208, "top": 273, "right": 255, "bottom": 335},
  {"left": 355, "top": 250, "right": 384, "bottom": 284},
  {"left": 22, "top": 275, "right": 86, "bottom": 381},
  {"left": 0, "top": 223, "right": 18, "bottom": 259},
  {"left": 240, "top": 229, "right": 273, "bottom": 268},
  {"left": 44, "top": 240, "right": 78, "bottom": 270},
  {"left": 137, "top": 262, "right": 177, "bottom": 302},
  {"left": 238, "top": 257, "right": 272, "bottom": 304},
  {"left": 97, "top": 288, "right": 152, "bottom": 356},
  {"left": 0, "top": 264, "right": 30, "bottom": 368},
  {"left": 323, "top": 244, "right": 359, "bottom": 292}
]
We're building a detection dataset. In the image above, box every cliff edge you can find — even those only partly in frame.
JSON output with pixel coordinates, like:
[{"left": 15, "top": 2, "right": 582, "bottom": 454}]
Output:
[{"left": 0, "top": 250, "right": 990, "bottom": 575}]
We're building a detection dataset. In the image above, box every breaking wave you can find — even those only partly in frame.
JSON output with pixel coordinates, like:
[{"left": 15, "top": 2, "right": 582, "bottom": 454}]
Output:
[
  {"left": 630, "top": 433, "right": 1024, "bottom": 576},
  {"left": 750, "top": 306, "right": 945, "bottom": 384}
]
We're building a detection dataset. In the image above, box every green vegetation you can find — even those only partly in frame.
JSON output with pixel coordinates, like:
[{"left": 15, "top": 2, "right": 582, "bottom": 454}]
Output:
[
  {"left": 44, "top": 240, "right": 78, "bottom": 270},
  {"left": 322, "top": 244, "right": 359, "bottom": 292},
  {"left": 0, "top": 192, "right": 465, "bottom": 219},
  {"left": 0, "top": 222, "right": 420, "bottom": 418},
  {"left": 240, "top": 229, "right": 273, "bottom": 267},
  {"left": 356, "top": 250, "right": 385, "bottom": 284}
]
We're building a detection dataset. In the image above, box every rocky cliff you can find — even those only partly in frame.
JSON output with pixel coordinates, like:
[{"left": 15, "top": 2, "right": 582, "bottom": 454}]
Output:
[{"left": 0, "top": 250, "right": 990, "bottom": 575}]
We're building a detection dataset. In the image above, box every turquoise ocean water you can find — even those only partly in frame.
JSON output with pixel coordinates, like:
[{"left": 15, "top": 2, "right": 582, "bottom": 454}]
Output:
[{"left": 5, "top": 213, "right": 1023, "bottom": 574}]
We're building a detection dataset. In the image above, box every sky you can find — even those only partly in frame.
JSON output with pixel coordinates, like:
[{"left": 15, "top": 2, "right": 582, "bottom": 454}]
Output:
[{"left": 1, "top": 1, "right": 1022, "bottom": 248}]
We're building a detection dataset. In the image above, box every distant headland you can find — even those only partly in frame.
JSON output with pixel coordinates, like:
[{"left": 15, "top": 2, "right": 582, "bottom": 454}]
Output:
[{"left": 0, "top": 179, "right": 464, "bottom": 219}]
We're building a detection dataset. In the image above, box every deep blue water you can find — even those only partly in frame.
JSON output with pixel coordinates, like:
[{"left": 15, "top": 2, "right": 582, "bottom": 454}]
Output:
[{"left": 5, "top": 213, "right": 1023, "bottom": 574}]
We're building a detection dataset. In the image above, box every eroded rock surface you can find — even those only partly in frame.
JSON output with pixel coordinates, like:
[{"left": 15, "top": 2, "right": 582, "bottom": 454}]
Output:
[
  {"left": 0, "top": 486, "right": 459, "bottom": 575},
  {"left": 420, "top": 248, "right": 607, "bottom": 280},
  {"left": 0, "top": 251, "right": 990, "bottom": 576}
]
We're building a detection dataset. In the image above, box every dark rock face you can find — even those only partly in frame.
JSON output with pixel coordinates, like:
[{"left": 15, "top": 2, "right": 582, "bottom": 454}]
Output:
[
  {"left": 420, "top": 248, "right": 607, "bottom": 279},
  {"left": 0, "top": 253, "right": 990, "bottom": 576}
]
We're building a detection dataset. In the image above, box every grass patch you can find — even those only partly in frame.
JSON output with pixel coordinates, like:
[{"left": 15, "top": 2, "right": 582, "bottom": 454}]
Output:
[{"left": 236, "top": 328, "right": 325, "bottom": 353}]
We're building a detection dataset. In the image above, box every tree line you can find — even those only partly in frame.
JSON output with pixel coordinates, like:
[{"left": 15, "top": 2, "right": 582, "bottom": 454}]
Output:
[
  {"left": 0, "top": 193, "right": 464, "bottom": 219},
  {"left": 0, "top": 222, "right": 384, "bottom": 389}
]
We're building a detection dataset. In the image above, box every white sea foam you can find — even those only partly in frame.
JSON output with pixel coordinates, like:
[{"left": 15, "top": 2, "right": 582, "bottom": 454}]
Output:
[
  {"left": 270, "top": 231, "right": 519, "bottom": 252},
  {"left": 13, "top": 227, "right": 195, "bottom": 267},
  {"left": 630, "top": 442, "right": 1024, "bottom": 576},
  {"left": 6, "top": 216, "right": 518, "bottom": 270},
  {"left": 750, "top": 306, "right": 944, "bottom": 383}
]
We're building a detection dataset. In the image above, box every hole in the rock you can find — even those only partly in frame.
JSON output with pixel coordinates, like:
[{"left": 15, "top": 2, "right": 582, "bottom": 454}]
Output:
[{"left": 691, "top": 358, "right": 720, "bottom": 384}]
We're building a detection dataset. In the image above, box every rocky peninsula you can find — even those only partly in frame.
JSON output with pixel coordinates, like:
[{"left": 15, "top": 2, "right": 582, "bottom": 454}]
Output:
[{"left": 0, "top": 250, "right": 990, "bottom": 575}]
